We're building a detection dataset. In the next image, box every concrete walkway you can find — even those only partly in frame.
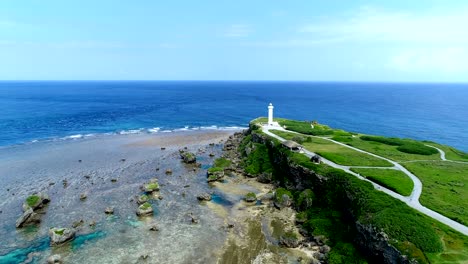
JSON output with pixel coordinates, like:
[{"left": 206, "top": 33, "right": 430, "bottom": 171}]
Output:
[{"left": 262, "top": 125, "right": 468, "bottom": 236}]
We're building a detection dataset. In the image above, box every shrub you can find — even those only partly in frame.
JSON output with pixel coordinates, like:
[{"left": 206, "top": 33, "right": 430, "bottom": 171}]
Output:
[
  {"left": 213, "top": 157, "right": 231, "bottom": 168},
  {"left": 396, "top": 143, "right": 438, "bottom": 155},
  {"left": 26, "top": 195, "right": 40, "bottom": 207},
  {"left": 360, "top": 135, "right": 438, "bottom": 155},
  {"left": 275, "top": 188, "right": 292, "bottom": 203},
  {"left": 296, "top": 189, "right": 314, "bottom": 210},
  {"left": 291, "top": 136, "right": 305, "bottom": 144}
]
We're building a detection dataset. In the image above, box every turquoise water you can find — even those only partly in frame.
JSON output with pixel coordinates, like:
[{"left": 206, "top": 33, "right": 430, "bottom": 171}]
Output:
[{"left": 0, "top": 81, "right": 467, "bottom": 151}]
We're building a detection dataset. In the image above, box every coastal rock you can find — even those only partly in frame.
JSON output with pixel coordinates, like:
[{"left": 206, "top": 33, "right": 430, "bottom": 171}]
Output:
[
  {"left": 137, "top": 194, "right": 150, "bottom": 205},
  {"left": 179, "top": 150, "right": 197, "bottom": 164},
  {"left": 207, "top": 170, "right": 224, "bottom": 182},
  {"left": 47, "top": 254, "right": 62, "bottom": 264},
  {"left": 104, "top": 207, "right": 114, "bottom": 214},
  {"left": 257, "top": 172, "right": 273, "bottom": 183},
  {"left": 279, "top": 232, "right": 301, "bottom": 248},
  {"left": 149, "top": 223, "right": 159, "bottom": 231},
  {"left": 49, "top": 228, "right": 76, "bottom": 246},
  {"left": 165, "top": 169, "right": 172, "bottom": 175},
  {"left": 143, "top": 181, "right": 160, "bottom": 193},
  {"left": 80, "top": 193, "right": 87, "bottom": 201},
  {"left": 196, "top": 193, "right": 212, "bottom": 201},
  {"left": 310, "top": 155, "right": 321, "bottom": 164},
  {"left": 244, "top": 192, "right": 257, "bottom": 203},
  {"left": 22, "top": 192, "right": 50, "bottom": 212},
  {"left": 72, "top": 219, "right": 84, "bottom": 228},
  {"left": 15, "top": 208, "right": 41, "bottom": 228},
  {"left": 136, "top": 202, "right": 154, "bottom": 217}
]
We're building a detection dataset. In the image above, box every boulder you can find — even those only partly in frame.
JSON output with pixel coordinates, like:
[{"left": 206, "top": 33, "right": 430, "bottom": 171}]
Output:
[
  {"left": 16, "top": 208, "right": 41, "bottom": 228},
  {"left": 196, "top": 193, "right": 212, "bottom": 201},
  {"left": 49, "top": 228, "right": 76, "bottom": 246},
  {"left": 137, "top": 194, "right": 150, "bottom": 205},
  {"left": 104, "top": 207, "right": 114, "bottom": 214},
  {"left": 244, "top": 192, "right": 257, "bottom": 203},
  {"left": 79, "top": 193, "right": 87, "bottom": 201},
  {"left": 143, "top": 182, "right": 160, "bottom": 193},
  {"left": 136, "top": 202, "right": 154, "bottom": 217},
  {"left": 149, "top": 223, "right": 159, "bottom": 231},
  {"left": 179, "top": 150, "right": 197, "bottom": 164},
  {"left": 47, "top": 254, "right": 62, "bottom": 264},
  {"left": 279, "top": 232, "right": 301, "bottom": 248},
  {"left": 165, "top": 169, "right": 172, "bottom": 175},
  {"left": 207, "top": 170, "right": 224, "bottom": 182},
  {"left": 22, "top": 192, "right": 50, "bottom": 212}
]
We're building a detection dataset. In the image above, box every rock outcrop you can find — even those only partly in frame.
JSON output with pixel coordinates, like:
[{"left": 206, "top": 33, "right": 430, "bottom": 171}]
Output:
[
  {"left": 179, "top": 150, "right": 197, "bottom": 164},
  {"left": 49, "top": 228, "right": 76, "bottom": 246},
  {"left": 16, "top": 192, "right": 50, "bottom": 228},
  {"left": 196, "top": 193, "right": 212, "bottom": 201},
  {"left": 136, "top": 202, "right": 154, "bottom": 216}
]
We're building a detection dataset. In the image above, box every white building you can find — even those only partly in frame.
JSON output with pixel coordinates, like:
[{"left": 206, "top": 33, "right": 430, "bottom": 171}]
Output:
[{"left": 267, "top": 103, "right": 280, "bottom": 127}]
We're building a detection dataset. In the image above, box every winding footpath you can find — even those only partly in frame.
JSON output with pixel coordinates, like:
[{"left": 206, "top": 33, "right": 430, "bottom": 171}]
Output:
[{"left": 262, "top": 125, "right": 468, "bottom": 236}]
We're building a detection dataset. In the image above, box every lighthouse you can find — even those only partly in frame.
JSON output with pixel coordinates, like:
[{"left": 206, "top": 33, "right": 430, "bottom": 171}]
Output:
[{"left": 268, "top": 103, "right": 274, "bottom": 125}]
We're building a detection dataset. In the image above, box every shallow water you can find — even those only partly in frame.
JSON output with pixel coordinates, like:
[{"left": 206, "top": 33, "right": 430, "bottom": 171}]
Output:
[{"left": 0, "top": 131, "right": 235, "bottom": 263}]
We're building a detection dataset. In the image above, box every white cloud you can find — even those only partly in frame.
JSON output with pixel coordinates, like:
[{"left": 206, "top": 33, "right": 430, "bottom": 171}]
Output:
[
  {"left": 224, "top": 24, "right": 252, "bottom": 38},
  {"left": 389, "top": 47, "right": 468, "bottom": 74},
  {"left": 299, "top": 6, "right": 468, "bottom": 44}
]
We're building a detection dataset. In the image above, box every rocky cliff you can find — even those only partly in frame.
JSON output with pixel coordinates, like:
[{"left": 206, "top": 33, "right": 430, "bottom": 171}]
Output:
[{"left": 249, "top": 129, "right": 419, "bottom": 264}]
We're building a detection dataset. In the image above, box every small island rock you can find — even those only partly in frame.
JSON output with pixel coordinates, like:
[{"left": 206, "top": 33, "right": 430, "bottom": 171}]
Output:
[{"left": 49, "top": 228, "right": 76, "bottom": 246}]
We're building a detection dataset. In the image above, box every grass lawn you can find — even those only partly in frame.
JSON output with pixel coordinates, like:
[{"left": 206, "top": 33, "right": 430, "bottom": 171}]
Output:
[
  {"left": 350, "top": 168, "right": 414, "bottom": 196},
  {"left": 403, "top": 161, "right": 468, "bottom": 226},
  {"left": 271, "top": 130, "right": 392, "bottom": 167},
  {"left": 332, "top": 135, "right": 441, "bottom": 162},
  {"left": 425, "top": 143, "right": 468, "bottom": 162}
]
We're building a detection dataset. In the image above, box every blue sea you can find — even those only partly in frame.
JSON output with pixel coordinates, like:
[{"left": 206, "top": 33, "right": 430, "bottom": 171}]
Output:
[{"left": 0, "top": 81, "right": 467, "bottom": 151}]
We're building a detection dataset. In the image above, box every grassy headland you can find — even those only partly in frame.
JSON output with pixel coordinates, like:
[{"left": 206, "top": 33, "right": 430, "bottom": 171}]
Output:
[{"left": 248, "top": 117, "right": 468, "bottom": 263}]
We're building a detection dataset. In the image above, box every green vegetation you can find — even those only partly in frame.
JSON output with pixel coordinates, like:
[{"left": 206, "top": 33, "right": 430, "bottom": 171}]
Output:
[
  {"left": 350, "top": 168, "right": 414, "bottom": 196},
  {"left": 26, "top": 195, "right": 40, "bottom": 208},
  {"left": 208, "top": 157, "right": 232, "bottom": 174},
  {"left": 54, "top": 229, "right": 65, "bottom": 235},
  {"left": 296, "top": 189, "right": 314, "bottom": 210},
  {"left": 140, "top": 202, "right": 152, "bottom": 210},
  {"left": 242, "top": 141, "right": 273, "bottom": 175},
  {"left": 213, "top": 157, "right": 231, "bottom": 168},
  {"left": 403, "top": 161, "right": 468, "bottom": 225},
  {"left": 333, "top": 135, "right": 441, "bottom": 162},
  {"left": 425, "top": 143, "right": 468, "bottom": 162},
  {"left": 246, "top": 118, "right": 468, "bottom": 263},
  {"left": 145, "top": 183, "right": 159, "bottom": 191},
  {"left": 275, "top": 187, "right": 292, "bottom": 202},
  {"left": 361, "top": 136, "right": 438, "bottom": 155},
  {"left": 207, "top": 167, "right": 223, "bottom": 173},
  {"left": 271, "top": 130, "right": 392, "bottom": 167},
  {"left": 244, "top": 192, "right": 256, "bottom": 200}
]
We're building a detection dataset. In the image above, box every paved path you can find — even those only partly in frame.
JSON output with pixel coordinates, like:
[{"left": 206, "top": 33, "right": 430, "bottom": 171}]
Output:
[{"left": 262, "top": 125, "right": 468, "bottom": 236}]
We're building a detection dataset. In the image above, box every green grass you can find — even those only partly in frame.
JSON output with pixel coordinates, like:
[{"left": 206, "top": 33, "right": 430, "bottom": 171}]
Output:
[
  {"left": 271, "top": 130, "right": 392, "bottom": 167},
  {"left": 244, "top": 192, "right": 256, "bottom": 200},
  {"left": 242, "top": 141, "right": 273, "bottom": 175},
  {"left": 213, "top": 157, "right": 231, "bottom": 168},
  {"left": 333, "top": 135, "right": 441, "bottom": 162},
  {"left": 146, "top": 183, "right": 159, "bottom": 191},
  {"left": 140, "top": 202, "right": 152, "bottom": 210},
  {"left": 207, "top": 167, "right": 223, "bottom": 173},
  {"left": 26, "top": 195, "right": 40, "bottom": 207},
  {"left": 54, "top": 228, "right": 65, "bottom": 235},
  {"left": 350, "top": 168, "right": 414, "bottom": 196},
  {"left": 403, "top": 161, "right": 468, "bottom": 226},
  {"left": 425, "top": 143, "right": 468, "bottom": 162},
  {"left": 360, "top": 135, "right": 439, "bottom": 155}
]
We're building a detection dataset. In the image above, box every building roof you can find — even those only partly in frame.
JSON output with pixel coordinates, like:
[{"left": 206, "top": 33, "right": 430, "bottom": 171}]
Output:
[{"left": 281, "top": 140, "right": 301, "bottom": 149}]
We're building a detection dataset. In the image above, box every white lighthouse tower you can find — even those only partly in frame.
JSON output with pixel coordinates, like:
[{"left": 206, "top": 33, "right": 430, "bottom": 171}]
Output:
[{"left": 268, "top": 103, "right": 274, "bottom": 125}]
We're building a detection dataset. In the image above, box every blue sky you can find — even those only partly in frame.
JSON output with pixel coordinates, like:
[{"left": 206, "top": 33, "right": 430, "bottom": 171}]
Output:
[{"left": 1, "top": 0, "right": 468, "bottom": 81}]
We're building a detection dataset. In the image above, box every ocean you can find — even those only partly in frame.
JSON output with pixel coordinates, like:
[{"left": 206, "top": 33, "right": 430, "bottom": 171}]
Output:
[{"left": 0, "top": 81, "right": 467, "bottom": 151}]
